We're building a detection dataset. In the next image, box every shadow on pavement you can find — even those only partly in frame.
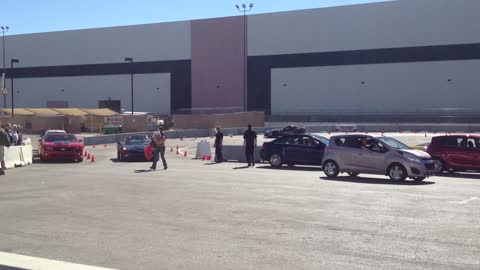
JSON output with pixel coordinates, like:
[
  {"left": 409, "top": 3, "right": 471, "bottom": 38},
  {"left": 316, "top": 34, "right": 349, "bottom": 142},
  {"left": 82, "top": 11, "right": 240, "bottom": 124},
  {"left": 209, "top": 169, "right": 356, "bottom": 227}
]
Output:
[
  {"left": 134, "top": 169, "right": 155, "bottom": 173},
  {"left": 256, "top": 165, "right": 323, "bottom": 172},
  {"left": 32, "top": 158, "right": 81, "bottom": 164},
  {"left": 111, "top": 158, "right": 150, "bottom": 163},
  {"left": 319, "top": 176, "right": 435, "bottom": 185},
  {"left": 233, "top": 165, "right": 251, "bottom": 170}
]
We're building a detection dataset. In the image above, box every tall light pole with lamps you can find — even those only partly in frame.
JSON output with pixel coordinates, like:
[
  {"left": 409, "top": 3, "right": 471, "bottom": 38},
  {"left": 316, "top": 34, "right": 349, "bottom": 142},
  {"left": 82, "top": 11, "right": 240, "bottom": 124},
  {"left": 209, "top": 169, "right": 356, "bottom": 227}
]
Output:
[
  {"left": 1, "top": 26, "right": 9, "bottom": 109},
  {"left": 124, "top": 57, "right": 134, "bottom": 115},
  {"left": 10, "top": 58, "right": 19, "bottom": 118},
  {"left": 236, "top": 3, "right": 253, "bottom": 112}
]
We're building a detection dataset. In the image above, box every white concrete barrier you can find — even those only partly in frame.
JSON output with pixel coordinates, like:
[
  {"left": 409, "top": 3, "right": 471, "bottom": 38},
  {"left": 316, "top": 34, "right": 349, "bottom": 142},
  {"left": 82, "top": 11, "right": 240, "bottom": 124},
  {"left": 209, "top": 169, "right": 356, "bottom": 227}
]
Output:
[
  {"left": 4, "top": 138, "right": 33, "bottom": 169},
  {"left": 195, "top": 140, "right": 212, "bottom": 159},
  {"left": 222, "top": 145, "right": 263, "bottom": 163}
]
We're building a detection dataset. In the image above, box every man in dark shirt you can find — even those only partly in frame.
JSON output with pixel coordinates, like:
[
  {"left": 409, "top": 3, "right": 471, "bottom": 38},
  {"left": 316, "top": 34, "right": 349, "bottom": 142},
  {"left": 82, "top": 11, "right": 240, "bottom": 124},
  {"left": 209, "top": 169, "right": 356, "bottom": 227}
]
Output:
[
  {"left": 214, "top": 127, "right": 224, "bottom": 163},
  {"left": 243, "top": 124, "right": 257, "bottom": 167}
]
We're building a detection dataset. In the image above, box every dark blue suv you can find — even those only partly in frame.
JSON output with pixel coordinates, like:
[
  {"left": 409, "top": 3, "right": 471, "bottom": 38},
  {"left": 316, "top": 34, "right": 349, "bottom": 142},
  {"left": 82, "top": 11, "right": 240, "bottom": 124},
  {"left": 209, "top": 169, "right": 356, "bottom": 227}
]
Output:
[{"left": 260, "top": 134, "right": 329, "bottom": 168}]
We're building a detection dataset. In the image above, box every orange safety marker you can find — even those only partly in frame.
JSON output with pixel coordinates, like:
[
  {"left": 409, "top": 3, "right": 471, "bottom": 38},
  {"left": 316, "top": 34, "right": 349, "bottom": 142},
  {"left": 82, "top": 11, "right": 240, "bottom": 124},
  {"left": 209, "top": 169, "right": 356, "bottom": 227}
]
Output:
[
  {"left": 87, "top": 153, "right": 91, "bottom": 159},
  {"left": 170, "top": 147, "right": 173, "bottom": 152},
  {"left": 104, "top": 144, "right": 107, "bottom": 148},
  {"left": 176, "top": 149, "right": 180, "bottom": 155},
  {"left": 202, "top": 155, "right": 206, "bottom": 161},
  {"left": 91, "top": 155, "right": 96, "bottom": 162},
  {"left": 184, "top": 151, "right": 187, "bottom": 157},
  {"left": 93, "top": 144, "right": 96, "bottom": 148},
  {"left": 84, "top": 150, "right": 87, "bottom": 156}
]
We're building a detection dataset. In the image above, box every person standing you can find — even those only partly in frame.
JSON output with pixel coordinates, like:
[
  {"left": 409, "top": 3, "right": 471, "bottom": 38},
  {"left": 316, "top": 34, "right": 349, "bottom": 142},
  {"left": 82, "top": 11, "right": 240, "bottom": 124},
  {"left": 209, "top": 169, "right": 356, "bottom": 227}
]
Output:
[
  {"left": 214, "top": 127, "right": 224, "bottom": 163},
  {"left": 4, "top": 123, "right": 13, "bottom": 144},
  {"left": 11, "top": 125, "right": 19, "bottom": 146},
  {"left": 0, "top": 123, "right": 11, "bottom": 176},
  {"left": 150, "top": 129, "right": 168, "bottom": 170},
  {"left": 243, "top": 124, "right": 257, "bottom": 167}
]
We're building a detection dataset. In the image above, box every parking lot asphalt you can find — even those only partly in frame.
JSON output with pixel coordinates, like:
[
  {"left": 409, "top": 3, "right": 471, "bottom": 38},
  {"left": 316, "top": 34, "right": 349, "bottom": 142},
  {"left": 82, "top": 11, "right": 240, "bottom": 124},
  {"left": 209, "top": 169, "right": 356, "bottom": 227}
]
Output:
[{"left": 1, "top": 133, "right": 479, "bottom": 269}]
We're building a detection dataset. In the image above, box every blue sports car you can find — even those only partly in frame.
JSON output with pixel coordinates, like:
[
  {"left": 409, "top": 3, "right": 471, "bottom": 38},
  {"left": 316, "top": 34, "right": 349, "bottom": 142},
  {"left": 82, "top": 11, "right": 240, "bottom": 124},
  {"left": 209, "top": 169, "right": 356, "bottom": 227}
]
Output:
[
  {"left": 260, "top": 134, "right": 329, "bottom": 168},
  {"left": 117, "top": 135, "right": 151, "bottom": 161}
]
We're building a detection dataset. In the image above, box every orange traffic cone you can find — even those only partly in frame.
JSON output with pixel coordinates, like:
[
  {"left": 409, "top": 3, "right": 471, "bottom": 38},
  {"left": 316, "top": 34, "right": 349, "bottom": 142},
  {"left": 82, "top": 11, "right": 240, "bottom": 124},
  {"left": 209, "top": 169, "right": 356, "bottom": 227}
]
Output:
[
  {"left": 176, "top": 149, "right": 180, "bottom": 155},
  {"left": 184, "top": 151, "right": 187, "bottom": 157},
  {"left": 87, "top": 153, "right": 91, "bottom": 159},
  {"left": 84, "top": 150, "right": 87, "bottom": 156},
  {"left": 91, "top": 155, "right": 95, "bottom": 162},
  {"left": 202, "top": 155, "right": 206, "bottom": 161},
  {"left": 93, "top": 144, "right": 96, "bottom": 148},
  {"left": 104, "top": 144, "right": 107, "bottom": 148},
  {"left": 170, "top": 147, "right": 173, "bottom": 152},
  {"left": 206, "top": 155, "right": 211, "bottom": 161}
]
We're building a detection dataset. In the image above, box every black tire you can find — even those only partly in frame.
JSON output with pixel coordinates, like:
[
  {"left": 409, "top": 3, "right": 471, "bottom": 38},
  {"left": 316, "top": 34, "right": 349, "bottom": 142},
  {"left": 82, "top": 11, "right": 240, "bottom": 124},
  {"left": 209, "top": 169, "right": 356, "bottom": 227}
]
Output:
[
  {"left": 388, "top": 163, "right": 407, "bottom": 182},
  {"left": 269, "top": 153, "right": 283, "bottom": 168},
  {"left": 323, "top": 160, "right": 339, "bottom": 178},
  {"left": 413, "top": 177, "right": 426, "bottom": 182},
  {"left": 433, "top": 158, "right": 445, "bottom": 174},
  {"left": 347, "top": 172, "right": 359, "bottom": 177}
]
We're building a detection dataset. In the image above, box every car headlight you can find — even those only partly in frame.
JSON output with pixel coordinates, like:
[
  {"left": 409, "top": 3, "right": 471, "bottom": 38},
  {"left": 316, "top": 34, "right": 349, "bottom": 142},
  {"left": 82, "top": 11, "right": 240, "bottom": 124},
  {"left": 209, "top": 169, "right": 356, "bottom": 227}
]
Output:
[
  {"left": 122, "top": 147, "right": 128, "bottom": 151},
  {"left": 403, "top": 153, "right": 421, "bottom": 163}
]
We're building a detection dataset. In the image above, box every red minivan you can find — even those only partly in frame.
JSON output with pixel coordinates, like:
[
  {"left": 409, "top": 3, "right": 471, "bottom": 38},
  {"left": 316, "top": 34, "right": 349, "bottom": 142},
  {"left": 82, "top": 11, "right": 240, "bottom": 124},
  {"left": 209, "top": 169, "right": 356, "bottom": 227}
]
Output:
[{"left": 427, "top": 135, "right": 480, "bottom": 173}]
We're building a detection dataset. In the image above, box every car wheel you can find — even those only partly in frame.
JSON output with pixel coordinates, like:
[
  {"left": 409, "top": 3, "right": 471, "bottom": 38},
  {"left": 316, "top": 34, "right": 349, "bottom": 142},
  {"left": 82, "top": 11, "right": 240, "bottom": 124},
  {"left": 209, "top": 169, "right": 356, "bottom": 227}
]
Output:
[
  {"left": 433, "top": 158, "right": 445, "bottom": 174},
  {"left": 412, "top": 177, "right": 426, "bottom": 182},
  {"left": 388, "top": 164, "right": 407, "bottom": 182},
  {"left": 323, "top": 160, "right": 339, "bottom": 178},
  {"left": 347, "top": 172, "right": 359, "bottom": 177},
  {"left": 269, "top": 153, "right": 283, "bottom": 168}
]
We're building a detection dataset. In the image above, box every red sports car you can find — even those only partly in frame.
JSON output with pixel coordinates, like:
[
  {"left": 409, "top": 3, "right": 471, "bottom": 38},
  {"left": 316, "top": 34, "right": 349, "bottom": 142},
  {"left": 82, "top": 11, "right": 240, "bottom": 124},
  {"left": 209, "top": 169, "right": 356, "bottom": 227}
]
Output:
[{"left": 40, "top": 134, "right": 84, "bottom": 162}]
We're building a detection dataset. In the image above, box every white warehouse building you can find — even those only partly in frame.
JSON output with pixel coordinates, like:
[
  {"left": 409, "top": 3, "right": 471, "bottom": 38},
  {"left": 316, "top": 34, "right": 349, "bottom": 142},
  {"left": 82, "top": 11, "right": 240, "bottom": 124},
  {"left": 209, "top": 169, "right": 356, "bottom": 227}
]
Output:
[{"left": 2, "top": 0, "right": 479, "bottom": 121}]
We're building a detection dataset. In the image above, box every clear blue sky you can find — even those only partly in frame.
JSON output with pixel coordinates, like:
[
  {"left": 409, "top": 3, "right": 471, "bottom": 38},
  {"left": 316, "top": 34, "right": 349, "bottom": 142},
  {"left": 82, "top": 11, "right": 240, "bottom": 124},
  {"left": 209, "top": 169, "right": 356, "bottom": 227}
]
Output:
[{"left": 2, "top": 0, "right": 390, "bottom": 35}]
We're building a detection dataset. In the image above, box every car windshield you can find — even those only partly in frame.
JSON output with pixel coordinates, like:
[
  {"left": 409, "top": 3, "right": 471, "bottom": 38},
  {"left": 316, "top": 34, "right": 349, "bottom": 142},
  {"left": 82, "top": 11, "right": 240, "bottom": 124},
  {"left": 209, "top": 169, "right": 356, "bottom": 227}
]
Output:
[
  {"left": 44, "top": 134, "right": 77, "bottom": 142},
  {"left": 125, "top": 137, "right": 150, "bottom": 145},
  {"left": 377, "top": 137, "right": 410, "bottom": 150},
  {"left": 311, "top": 134, "right": 329, "bottom": 145}
]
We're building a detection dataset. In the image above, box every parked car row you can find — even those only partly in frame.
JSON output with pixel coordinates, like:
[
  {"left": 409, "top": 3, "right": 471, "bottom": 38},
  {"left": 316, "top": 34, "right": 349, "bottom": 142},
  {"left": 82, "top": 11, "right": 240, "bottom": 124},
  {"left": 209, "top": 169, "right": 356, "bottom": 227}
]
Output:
[{"left": 261, "top": 133, "right": 480, "bottom": 182}]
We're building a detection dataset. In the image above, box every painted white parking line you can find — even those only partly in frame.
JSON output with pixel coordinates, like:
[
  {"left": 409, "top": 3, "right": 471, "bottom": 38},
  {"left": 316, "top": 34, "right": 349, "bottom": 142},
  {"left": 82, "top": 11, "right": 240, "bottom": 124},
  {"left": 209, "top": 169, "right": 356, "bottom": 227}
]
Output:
[
  {"left": 0, "top": 252, "right": 118, "bottom": 270},
  {"left": 448, "top": 197, "right": 479, "bottom": 204},
  {"left": 178, "top": 145, "right": 197, "bottom": 158}
]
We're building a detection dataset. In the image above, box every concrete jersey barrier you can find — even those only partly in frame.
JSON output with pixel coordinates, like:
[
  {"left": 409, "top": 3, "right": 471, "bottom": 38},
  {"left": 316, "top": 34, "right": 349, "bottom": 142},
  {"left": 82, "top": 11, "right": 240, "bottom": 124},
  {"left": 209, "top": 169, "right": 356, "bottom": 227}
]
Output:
[
  {"left": 5, "top": 138, "right": 33, "bottom": 169},
  {"left": 222, "top": 145, "right": 263, "bottom": 163}
]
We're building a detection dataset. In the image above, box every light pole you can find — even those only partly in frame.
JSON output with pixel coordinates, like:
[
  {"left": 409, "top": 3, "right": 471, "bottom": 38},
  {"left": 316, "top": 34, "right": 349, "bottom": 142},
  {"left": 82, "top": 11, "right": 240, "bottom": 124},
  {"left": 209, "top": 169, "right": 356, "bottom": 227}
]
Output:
[
  {"left": 1, "top": 26, "right": 9, "bottom": 109},
  {"left": 124, "top": 57, "right": 134, "bottom": 115},
  {"left": 10, "top": 58, "right": 19, "bottom": 118},
  {"left": 236, "top": 3, "right": 253, "bottom": 112}
]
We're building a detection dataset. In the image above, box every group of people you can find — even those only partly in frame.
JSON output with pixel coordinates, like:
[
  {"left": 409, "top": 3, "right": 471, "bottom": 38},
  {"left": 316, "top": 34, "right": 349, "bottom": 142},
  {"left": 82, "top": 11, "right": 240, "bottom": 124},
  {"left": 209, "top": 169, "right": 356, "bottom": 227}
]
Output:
[
  {"left": 214, "top": 124, "right": 258, "bottom": 167},
  {"left": 147, "top": 124, "right": 258, "bottom": 171},
  {"left": 0, "top": 121, "right": 23, "bottom": 176}
]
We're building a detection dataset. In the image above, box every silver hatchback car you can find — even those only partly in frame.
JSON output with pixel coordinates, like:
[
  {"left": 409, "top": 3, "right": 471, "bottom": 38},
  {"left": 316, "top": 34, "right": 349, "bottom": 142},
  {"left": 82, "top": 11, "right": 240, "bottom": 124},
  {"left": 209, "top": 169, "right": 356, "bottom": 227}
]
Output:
[{"left": 322, "top": 135, "right": 435, "bottom": 182}]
